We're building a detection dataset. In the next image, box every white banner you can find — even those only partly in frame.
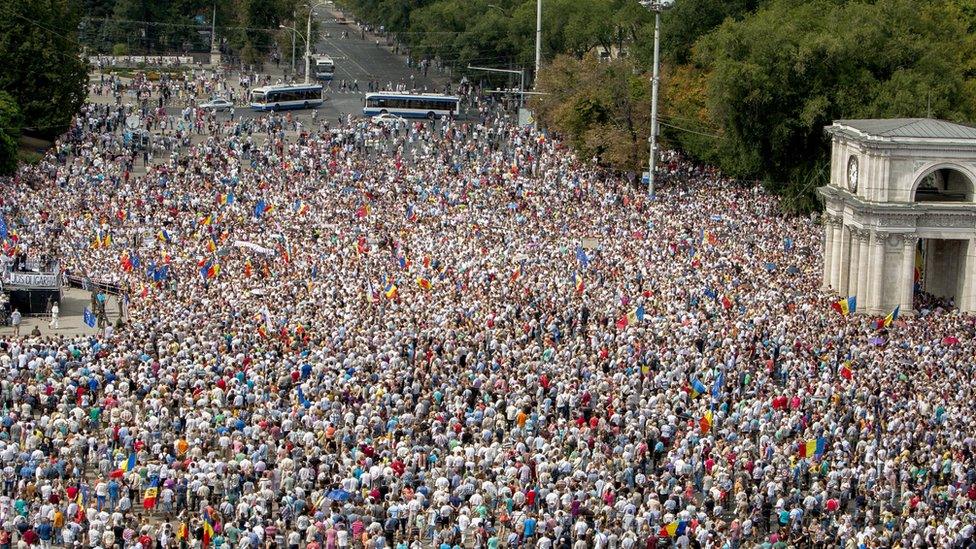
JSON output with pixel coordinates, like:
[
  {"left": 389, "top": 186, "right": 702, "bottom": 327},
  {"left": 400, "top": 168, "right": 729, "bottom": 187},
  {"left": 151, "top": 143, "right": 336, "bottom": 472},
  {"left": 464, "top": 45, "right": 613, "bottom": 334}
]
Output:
[
  {"left": 4, "top": 272, "right": 60, "bottom": 288},
  {"left": 232, "top": 241, "right": 276, "bottom": 255}
]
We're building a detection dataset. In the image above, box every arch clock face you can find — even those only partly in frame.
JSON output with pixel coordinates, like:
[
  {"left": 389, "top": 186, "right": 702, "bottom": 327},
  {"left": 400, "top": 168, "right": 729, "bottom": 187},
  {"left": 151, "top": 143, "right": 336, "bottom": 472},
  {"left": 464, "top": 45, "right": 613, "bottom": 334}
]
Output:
[{"left": 847, "top": 155, "right": 859, "bottom": 193}]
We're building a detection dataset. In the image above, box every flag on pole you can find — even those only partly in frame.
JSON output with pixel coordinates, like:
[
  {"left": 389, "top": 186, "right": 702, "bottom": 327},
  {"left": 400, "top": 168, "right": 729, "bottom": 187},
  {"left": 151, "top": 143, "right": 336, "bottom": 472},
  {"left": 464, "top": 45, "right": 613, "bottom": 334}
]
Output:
[
  {"left": 615, "top": 306, "right": 645, "bottom": 329},
  {"left": 712, "top": 371, "right": 725, "bottom": 399},
  {"left": 830, "top": 296, "right": 857, "bottom": 316},
  {"left": 883, "top": 305, "right": 900, "bottom": 327},
  {"left": 83, "top": 308, "right": 97, "bottom": 328},
  {"left": 119, "top": 452, "right": 136, "bottom": 472},
  {"left": 575, "top": 245, "right": 590, "bottom": 268},
  {"left": 297, "top": 385, "right": 311, "bottom": 408}
]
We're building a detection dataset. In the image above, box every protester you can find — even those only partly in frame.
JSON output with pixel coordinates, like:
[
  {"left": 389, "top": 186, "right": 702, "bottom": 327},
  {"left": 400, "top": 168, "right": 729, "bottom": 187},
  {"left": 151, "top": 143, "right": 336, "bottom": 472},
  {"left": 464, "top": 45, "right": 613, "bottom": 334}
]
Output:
[{"left": 0, "top": 88, "right": 974, "bottom": 549}]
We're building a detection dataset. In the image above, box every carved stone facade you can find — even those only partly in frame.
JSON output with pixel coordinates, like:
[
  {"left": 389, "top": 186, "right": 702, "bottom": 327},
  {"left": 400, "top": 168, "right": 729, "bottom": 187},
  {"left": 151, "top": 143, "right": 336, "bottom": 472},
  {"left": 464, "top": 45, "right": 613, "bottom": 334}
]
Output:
[{"left": 819, "top": 119, "right": 976, "bottom": 314}]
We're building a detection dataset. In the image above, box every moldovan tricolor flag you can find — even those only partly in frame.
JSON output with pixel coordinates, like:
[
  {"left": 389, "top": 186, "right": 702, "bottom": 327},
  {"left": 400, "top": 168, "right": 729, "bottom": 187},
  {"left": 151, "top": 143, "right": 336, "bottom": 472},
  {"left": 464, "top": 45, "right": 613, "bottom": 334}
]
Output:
[
  {"left": 614, "top": 305, "right": 645, "bottom": 330},
  {"left": 831, "top": 296, "right": 857, "bottom": 316},
  {"left": 143, "top": 478, "right": 159, "bottom": 509},
  {"left": 202, "top": 508, "right": 215, "bottom": 548}
]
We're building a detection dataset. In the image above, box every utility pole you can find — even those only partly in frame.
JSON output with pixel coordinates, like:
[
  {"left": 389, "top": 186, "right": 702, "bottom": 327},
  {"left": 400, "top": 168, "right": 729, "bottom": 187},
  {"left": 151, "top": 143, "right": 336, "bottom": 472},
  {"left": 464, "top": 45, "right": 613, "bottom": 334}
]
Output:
[
  {"left": 291, "top": 9, "right": 296, "bottom": 76},
  {"left": 209, "top": 2, "right": 221, "bottom": 67},
  {"left": 305, "top": 6, "right": 312, "bottom": 84},
  {"left": 535, "top": 0, "right": 542, "bottom": 81},
  {"left": 641, "top": 0, "right": 673, "bottom": 198}
]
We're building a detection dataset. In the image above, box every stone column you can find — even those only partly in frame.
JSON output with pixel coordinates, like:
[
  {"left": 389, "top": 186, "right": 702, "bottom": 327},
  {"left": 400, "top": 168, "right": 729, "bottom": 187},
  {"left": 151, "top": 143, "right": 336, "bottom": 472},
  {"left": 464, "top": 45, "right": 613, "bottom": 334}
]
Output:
[
  {"left": 868, "top": 231, "right": 888, "bottom": 313},
  {"left": 956, "top": 238, "right": 976, "bottom": 313},
  {"left": 900, "top": 234, "right": 917, "bottom": 315},
  {"left": 847, "top": 229, "right": 862, "bottom": 299},
  {"left": 830, "top": 218, "right": 844, "bottom": 291},
  {"left": 822, "top": 217, "right": 835, "bottom": 290},
  {"left": 857, "top": 230, "right": 872, "bottom": 308},
  {"left": 838, "top": 224, "right": 852, "bottom": 295}
]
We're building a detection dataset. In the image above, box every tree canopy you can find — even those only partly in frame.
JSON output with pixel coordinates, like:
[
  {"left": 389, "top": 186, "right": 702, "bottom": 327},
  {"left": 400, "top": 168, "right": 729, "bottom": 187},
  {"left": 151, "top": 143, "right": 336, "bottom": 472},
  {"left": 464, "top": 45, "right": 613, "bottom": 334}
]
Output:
[
  {"left": 669, "top": 0, "right": 976, "bottom": 209},
  {"left": 0, "top": 0, "right": 89, "bottom": 143},
  {"left": 0, "top": 92, "right": 22, "bottom": 176}
]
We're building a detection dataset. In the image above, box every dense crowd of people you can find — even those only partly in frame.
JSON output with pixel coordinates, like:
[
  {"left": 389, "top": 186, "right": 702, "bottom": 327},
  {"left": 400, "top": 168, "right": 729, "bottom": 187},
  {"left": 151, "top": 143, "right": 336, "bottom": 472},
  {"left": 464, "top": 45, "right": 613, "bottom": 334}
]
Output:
[{"left": 1, "top": 79, "right": 976, "bottom": 549}]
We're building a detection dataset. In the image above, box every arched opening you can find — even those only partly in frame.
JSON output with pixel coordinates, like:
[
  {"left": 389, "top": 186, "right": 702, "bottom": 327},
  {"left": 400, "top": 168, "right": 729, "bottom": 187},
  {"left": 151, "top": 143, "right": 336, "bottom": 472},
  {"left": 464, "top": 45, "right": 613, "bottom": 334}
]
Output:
[
  {"left": 914, "top": 167, "right": 975, "bottom": 202},
  {"left": 915, "top": 237, "right": 968, "bottom": 312}
]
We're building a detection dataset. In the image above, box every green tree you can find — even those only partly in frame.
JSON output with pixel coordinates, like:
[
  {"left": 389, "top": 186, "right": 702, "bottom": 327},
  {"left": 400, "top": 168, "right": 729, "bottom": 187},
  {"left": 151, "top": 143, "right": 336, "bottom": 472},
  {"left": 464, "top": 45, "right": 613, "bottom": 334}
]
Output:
[
  {"left": 684, "top": 0, "right": 976, "bottom": 206},
  {"left": 0, "top": 92, "right": 23, "bottom": 176},
  {"left": 654, "top": 0, "right": 764, "bottom": 65},
  {"left": 0, "top": 0, "right": 89, "bottom": 140},
  {"left": 532, "top": 54, "right": 650, "bottom": 172}
]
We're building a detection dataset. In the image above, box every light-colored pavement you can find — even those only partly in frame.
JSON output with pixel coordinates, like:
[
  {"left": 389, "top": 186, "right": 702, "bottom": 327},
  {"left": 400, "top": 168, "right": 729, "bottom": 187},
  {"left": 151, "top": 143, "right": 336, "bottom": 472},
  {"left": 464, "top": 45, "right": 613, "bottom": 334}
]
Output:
[{"left": 4, "top": 288, "right": 122, "bottom": 339}]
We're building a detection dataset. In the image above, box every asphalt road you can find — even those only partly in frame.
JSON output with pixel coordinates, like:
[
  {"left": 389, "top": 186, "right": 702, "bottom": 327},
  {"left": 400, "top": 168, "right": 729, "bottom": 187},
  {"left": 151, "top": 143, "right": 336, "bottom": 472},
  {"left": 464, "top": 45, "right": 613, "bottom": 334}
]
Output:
[
  {"left": 312, "top": 10, "right": 448, "bottom": 119},
  {"left": 90, "top": 9, "right": 452, "bottom": 126}
]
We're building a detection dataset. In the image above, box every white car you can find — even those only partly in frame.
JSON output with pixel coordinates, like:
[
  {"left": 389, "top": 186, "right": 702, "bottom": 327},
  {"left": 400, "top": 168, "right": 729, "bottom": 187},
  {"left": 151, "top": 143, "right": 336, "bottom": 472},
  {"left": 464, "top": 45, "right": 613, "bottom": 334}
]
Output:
[
  {"left": 371, "top": 113, "right": 405, "bottom": 125},
  {"left": 200, "top": 97, "right": 233, "bottom": 111}
]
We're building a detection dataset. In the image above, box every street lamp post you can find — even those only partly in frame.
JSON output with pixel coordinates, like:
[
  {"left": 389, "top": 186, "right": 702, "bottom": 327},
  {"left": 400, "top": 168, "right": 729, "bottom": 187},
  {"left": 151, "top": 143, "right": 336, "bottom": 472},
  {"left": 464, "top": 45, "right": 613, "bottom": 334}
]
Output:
[
  {"left": 299, "top": 1, "right": 329, "bottom": 84},
  {"left": 641, "top": 0, "right": 673, "bottom": 198}
]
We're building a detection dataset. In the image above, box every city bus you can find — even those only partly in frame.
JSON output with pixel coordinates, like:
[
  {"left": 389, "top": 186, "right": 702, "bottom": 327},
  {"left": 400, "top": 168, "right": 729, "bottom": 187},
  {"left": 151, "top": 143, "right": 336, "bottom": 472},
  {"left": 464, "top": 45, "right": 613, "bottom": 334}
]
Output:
[
  {"left": 362, "top": 92, "right": 460, "bottom": 120},
  {"left": 249, "top": 84, "right": 323, "bottom": 111},
  {"left": 314, "top": 56, "right": 335, "bottom": 81}
]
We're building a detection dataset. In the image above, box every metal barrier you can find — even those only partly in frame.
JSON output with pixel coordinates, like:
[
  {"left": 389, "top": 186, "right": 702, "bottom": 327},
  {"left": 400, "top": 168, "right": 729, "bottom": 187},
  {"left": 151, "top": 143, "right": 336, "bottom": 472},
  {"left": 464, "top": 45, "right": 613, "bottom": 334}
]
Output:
[{"left": 64, "top": 274, "right": 122, "bottom": 295}]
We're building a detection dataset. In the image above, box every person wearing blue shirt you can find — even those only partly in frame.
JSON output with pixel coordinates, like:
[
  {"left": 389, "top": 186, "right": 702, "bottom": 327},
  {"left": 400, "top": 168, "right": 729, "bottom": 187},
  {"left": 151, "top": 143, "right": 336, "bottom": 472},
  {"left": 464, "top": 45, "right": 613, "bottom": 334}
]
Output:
[
  {"left": 524, "top": 515, "right": 537, "bottom": 539},
  {"left": 107, "top": 479, "right": 119, "bottom": 510},
  {"left": 36, "top": 520, "right": 53, "bottom": 544}
]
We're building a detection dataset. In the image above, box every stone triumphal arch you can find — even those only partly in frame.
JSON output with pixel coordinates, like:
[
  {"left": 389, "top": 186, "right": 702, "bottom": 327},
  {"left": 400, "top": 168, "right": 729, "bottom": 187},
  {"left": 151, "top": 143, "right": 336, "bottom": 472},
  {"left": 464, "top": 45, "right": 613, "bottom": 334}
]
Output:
[{"left": 819, "top": 118, "right": 976, "bottom": 314}]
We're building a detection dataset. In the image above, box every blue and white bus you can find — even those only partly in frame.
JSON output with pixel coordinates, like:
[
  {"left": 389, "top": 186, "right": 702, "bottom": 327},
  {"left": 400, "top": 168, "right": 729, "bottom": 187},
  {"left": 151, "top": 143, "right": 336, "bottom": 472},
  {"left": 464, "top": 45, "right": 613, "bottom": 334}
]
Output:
[
  {"left": 249, "top": 84, "right": 323, "bottom": 111},
  {"left": 362, "top": 92, "right": 460, "bottom": 119}
]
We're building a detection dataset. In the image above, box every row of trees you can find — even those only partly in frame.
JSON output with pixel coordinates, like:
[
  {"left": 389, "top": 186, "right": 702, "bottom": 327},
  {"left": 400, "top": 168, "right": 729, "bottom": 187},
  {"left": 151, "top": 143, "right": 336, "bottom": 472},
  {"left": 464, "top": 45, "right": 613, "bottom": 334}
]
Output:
[
  {"left": 0, "top": 0, "right": 89, "bottom": 174},
  {"left": 78, "top": 0, "right": 315, "bottom": 67},
  {"left": 340, "top": 0, "right": 976, "bottom": 211},
  {"left": 336, "top": 0, "right": 650, "bottom": 76}
]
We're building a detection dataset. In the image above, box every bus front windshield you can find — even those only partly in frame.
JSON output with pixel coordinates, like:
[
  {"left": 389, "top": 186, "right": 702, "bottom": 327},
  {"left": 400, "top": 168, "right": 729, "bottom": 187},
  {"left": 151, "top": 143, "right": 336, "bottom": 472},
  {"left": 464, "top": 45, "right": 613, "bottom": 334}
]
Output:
[{"left": 250, "top": 91, "right": 265, "bottom": 103}]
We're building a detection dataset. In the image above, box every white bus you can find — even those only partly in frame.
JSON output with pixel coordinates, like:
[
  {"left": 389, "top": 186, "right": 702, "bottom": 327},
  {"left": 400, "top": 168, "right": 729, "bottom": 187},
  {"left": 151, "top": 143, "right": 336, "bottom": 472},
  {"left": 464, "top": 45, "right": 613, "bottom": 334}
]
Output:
[
  {"left": 362, "top": 92, "right": 460, "bottom": 120},
  {"left": 249, "top": 84, "right": 323, "bottom": 111},
  {"left": 314, "top": 56, "right": 335, "bottom": 81}
]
